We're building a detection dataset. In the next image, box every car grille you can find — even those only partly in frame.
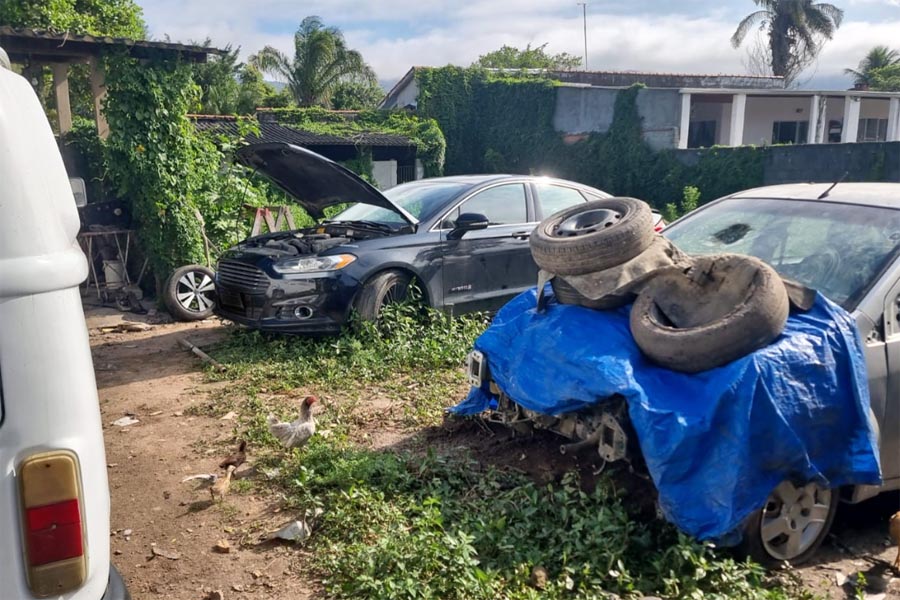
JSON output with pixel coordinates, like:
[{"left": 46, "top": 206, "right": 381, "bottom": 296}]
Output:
[{"left": 217, "top": 260, "right": 267, "bottom": 294}]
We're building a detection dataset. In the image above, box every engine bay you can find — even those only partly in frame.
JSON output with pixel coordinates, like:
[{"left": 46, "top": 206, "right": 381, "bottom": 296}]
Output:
[{"left": 238, "top": 223, "right": 392, "bottom": 257}]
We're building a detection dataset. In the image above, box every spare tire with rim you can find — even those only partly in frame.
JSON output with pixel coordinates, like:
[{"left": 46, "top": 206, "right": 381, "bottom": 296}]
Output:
[
  {"left": 629, "top": 254, "right": 789, "bottom": 373},
  {"left": 529, "top": 197, "right": 655, "bottom": 276},
  {"left": 163, "top": 264, "right": 217, "bottom": 322}
]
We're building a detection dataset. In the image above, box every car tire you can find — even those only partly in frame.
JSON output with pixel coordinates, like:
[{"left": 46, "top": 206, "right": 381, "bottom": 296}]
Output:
[
  {"left": 163, "top": 264, "right": 217, "bottom": 322},
  {"left": 354, "top": 269, "right": 412, "bottom": 321},
  {"left": 740, "top": 481, "right": 838, "bottom": 566},
  {"left": 629, "top": 255, "right": 789, "bottom": 373},
  {"left": 551, "top": 277, "right": 631, "bottom": 310},
  {"left": 529, "top": 197, "right": 655, "bottom": 276}
]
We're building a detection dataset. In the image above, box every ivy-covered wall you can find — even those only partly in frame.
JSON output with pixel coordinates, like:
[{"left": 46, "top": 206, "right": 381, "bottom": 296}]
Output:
[{"left": 414, "top": 67, "right": 765, "bottom": 208}]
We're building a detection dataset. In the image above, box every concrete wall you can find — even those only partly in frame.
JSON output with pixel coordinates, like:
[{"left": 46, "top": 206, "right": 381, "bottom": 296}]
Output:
[
  {"left": 552, "top": 86, "right": 681, "bottom": 150},
  {"left": 674, "top": 142, "right": 900, "bottom": 186},
  {"left": 372, "top": 160, "right": 397, "bottom": 189},
  {"left": 763, "top": 142, "right": 900, "bottom": 184}
]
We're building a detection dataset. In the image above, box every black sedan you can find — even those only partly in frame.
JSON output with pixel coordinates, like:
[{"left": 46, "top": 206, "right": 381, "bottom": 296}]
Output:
[{"left": 214, "top": 142, "right": 612, "bottom": 334}]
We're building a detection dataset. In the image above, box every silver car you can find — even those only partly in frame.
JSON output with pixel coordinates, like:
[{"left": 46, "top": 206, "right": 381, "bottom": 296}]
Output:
[{"left": 664, "top": 182, "right": 900, "bottom": 564}]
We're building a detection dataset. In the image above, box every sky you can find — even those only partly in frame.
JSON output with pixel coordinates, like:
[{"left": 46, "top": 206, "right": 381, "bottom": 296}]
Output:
[{"left": 139, "top": 0, "right": 900, "bottom": 90}]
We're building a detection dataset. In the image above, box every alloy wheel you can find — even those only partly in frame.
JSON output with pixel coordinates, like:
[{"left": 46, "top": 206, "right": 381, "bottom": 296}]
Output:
[{"left": 175, "top": 269, "right": 216, "bottom": 314}]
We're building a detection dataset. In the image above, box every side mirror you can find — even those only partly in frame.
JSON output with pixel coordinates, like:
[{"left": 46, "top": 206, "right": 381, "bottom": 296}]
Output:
[{"left": 448, "top": 212, "right": 489, "bottom": 240}]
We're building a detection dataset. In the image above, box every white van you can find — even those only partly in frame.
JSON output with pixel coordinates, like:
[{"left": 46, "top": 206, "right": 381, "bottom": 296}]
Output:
[{"left": 0, "top": 55, "right": 129, "bottom": 598}]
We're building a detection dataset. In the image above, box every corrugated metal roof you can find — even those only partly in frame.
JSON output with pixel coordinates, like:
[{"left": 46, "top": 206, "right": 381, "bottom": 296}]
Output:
[
  {"left": 191, "top": 116, "right": 415, "bottom": 148},
  {"left": 0, "top": 26, "right": 223, "bottom": 63}
]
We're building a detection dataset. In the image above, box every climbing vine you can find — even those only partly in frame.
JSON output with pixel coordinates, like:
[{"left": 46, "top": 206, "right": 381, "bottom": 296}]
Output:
[
  {"left": 101, "top": 53, "right": 268, "bottom": 282},
  {"left": 264, "top": 107, "right": 446, "bottom": 178},
  {"left": 414, "top": 67, "right": 767, "bottom": 208}
]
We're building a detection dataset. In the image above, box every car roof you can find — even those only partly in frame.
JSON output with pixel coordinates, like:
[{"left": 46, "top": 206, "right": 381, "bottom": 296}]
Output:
[
  {"left": 727, "top": 182, "right": 900, "bottom": 209},
  {"left": 423, "top": 174, "right": 597, "bottom": 188}
]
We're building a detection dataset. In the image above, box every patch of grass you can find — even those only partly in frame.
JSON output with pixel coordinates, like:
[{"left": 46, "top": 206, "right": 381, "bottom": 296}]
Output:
[
  {"left": 207, "top": 301, "right": 488, "bottom": 396},
  {"left": 266, "top": 436, "right": 817, "bottom": 600},
  {"left": 207, "top": 302, "right": 819, "bottom": 599}
]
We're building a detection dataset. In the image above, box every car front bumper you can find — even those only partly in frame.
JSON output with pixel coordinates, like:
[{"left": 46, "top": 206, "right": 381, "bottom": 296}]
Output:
[{"left": 214, "top": 266, "right": 360, "bottom": 335}]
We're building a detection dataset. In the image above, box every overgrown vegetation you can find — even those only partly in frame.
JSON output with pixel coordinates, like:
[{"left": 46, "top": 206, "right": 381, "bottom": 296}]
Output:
[
  {"left": 266, "top": 107, "right": 446, "bottom": 177},
  {"left": 101, "top": 54, "right": 269, "bottom": 279},
  {"left": 414, "top": 68, "right": 765, "bottom": 208},
  {"left": 206, "top": 301, "right": 816, "bottom": 600}
]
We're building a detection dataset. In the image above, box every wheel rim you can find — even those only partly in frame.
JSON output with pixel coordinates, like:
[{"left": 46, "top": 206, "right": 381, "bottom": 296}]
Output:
[
  {"left": 759, "top": 481, "right": 832, "bottom": 561},
  {"left": 175, "top": 270, "right": 216, "bottom": 313},
  {"left": 379, "top": 282, "right": 407, "bottom": 311},
  {"left": 554, "top": 208, "right": 622, "bottom": 237}
]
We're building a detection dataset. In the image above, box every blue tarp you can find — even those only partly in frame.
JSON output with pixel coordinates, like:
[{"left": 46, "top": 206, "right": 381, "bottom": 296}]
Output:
[{"left": 452, "top": 286, "right": 882, "bottom": 540}]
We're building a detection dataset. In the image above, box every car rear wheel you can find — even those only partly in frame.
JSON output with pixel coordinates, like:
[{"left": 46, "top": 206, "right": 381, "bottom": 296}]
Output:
[
  {"left": 354, "top": 270, "right": 411, "bottom": 321},
  {"left": 741, "top": 481, "right": 838, "bottom": 566},
  {"left": 163, "top": 264, "right": 217, "bottom": 321}
]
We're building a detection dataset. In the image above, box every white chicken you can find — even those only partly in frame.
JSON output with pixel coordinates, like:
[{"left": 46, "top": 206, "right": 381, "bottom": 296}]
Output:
[{"left": 267, "top": 395, "right": 317, "bottom": 449}]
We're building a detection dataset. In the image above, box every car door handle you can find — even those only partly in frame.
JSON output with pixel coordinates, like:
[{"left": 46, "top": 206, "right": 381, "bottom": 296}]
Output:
[{"left": 511, "top": 231, "right": 531, "bottom": 240}]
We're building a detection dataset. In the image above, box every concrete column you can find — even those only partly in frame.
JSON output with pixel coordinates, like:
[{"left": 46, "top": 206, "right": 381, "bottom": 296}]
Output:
[
  {"left": 678, "top": 92, "right": 691, "bottom": 149},
  {"left": 89, "top": 58, "right": 109, "bottom": 140},
  {"left": 728, "top": 94, "right": 747, "bottom": 147},
  {"left": 814, "top": 97, "right": 827, "bottom": 143},
  {"left": 51, "top": 63, "right": 73, "bottom": 134},
  {"left": 807, "top": 94, "right": 820, "bottom": 144},
  {"left": 841, "top": 95, "right": 860, "bottom": 143},
  {"left": 888, "top": 97, "right": 900, "bottom": 142}
]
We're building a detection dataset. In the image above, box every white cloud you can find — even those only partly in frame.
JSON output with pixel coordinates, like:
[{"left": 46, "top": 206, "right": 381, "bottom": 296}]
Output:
[{"left": 139, "top": 1, "right": 900, "bottom": 89}]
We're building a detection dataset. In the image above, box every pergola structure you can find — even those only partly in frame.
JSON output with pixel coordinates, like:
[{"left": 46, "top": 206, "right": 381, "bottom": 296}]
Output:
[{"left": 0, "top": 26, "right": 222, "bottom": 138}]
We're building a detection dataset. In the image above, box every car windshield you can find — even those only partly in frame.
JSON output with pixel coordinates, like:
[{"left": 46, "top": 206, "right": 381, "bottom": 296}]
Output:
[
  {"left": 665, "top": 197, "right": 900, "bottom": 309},
  {"left": 330, "top": 181, "right": 470, "bottom": 225}
]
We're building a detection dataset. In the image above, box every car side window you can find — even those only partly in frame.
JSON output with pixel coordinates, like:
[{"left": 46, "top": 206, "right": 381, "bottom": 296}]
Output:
[
  {"left": 446, "top": 184, "right": 528, "bottom": 227},
  {"left": 536, "top": 183, "right": 587, "bottom": 217}
]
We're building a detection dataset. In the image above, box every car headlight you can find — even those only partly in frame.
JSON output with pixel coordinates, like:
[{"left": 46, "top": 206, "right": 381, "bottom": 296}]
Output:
[{"left": 272, "top": 254, "right": 357, "bottom": 274}]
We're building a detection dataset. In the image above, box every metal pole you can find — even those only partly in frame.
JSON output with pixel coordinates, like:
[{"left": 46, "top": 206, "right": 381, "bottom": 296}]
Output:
[{"left": 578, "top": 3, "right": 588, "bottom": 70}]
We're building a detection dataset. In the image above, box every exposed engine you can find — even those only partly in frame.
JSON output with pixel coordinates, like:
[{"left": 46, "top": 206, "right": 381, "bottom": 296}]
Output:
[{"left": 237, "top": 223, "right": 388, "bottom": 257}]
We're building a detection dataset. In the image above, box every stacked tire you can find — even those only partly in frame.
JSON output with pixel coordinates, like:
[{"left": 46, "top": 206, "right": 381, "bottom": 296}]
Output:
[{"left": 529, "top": 198, "right": 789, "bottom": 373}]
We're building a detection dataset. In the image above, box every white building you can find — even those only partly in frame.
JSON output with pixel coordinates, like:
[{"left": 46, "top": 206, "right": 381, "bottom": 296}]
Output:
[
  {"left": 679, "top": 89, "right": 900, "bottom": 149},
  {"left": 382, "top": 67, "right": 900, "bottom": 151}
]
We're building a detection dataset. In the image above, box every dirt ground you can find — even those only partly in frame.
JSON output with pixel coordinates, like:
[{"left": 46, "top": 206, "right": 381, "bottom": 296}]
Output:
[{"left": 86, "top": 303, "right": 900, "bottom": 600}]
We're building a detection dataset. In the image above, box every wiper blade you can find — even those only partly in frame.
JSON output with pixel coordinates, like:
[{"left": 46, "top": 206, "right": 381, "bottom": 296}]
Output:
[{"left": 327, "top": 220, "right": 395, "bottom": 232}]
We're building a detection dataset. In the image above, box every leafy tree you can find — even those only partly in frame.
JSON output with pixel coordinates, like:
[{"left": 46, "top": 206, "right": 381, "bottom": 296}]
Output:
[
  {"left": 250, "top": 16, "right": 376, "bottom": 107},
  {"left": 236, "top": 64, "right": 287, "bottom": 113},
  {"left": 0, "top": 0, "right": 145, "bottom": 38},
  {"left": 473, "top": 43, "right": 582, "bottom": 71},
  {"left": 331, "top": 81, "right": 385, "bottom": 110},
  {"left": 845, "top": 45, "right": 900, "bottom": 88},
  {"left": 192, "top": 42, "right": 241, "bottom": 114},
  {"left": 731, "top": 0, "right": 843, "bottom": 85},
  {"left": 869, "top": 64, "right": 900, "bottom": 91}
]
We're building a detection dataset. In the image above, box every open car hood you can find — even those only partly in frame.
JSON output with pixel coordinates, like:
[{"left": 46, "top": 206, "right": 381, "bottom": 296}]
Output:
[{"left": 236, "top": 142, "right": 417, "bottom": 226}]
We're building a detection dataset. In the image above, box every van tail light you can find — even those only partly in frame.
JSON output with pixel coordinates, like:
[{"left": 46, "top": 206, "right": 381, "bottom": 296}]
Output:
[{"left": 19, "top": 451, "right": 87, "bottom": 597}]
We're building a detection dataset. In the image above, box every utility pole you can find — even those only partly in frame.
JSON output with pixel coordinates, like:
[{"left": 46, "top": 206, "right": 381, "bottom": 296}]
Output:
[{"left": 577, "top": 3, "right": 588, "bottom": 70}]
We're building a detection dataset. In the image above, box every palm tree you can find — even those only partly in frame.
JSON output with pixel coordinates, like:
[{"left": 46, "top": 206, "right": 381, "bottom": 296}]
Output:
[
  {"left": 731, "top": 0, "right": 844, "bottom": 84},
  {"left": 845, "top": 45, "right": 900, "bottom": 88},
  {"left": 250, "top": 16, "right": 375, "bottom": 107}
]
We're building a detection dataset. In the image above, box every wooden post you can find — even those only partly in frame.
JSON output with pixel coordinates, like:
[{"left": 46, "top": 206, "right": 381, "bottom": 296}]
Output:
[
  {"left": 89, "top": 58, "right": 109, "bottom": 139},
  {"left": 52, "top": 63, "right": 73, "bottom": 134}
]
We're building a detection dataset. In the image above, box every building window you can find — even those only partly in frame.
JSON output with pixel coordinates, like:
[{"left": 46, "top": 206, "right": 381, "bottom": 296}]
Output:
[
  {"left": 857, "top": 118, "right": 888, "bottom": 142},
  {"left": 688, "top": 121, "right": 716, "bottom": 148},
  {"left": 772, "top": 121, "right": 809, "bottom": 144}
]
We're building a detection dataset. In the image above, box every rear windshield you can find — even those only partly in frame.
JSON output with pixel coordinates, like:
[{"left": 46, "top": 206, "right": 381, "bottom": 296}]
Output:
[
  {"left": 332, "top": 181, "right": 470, "bottom": 225},
  {"left": 665, "top": 197, "right": 900, "bottom": 309}
]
